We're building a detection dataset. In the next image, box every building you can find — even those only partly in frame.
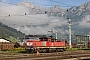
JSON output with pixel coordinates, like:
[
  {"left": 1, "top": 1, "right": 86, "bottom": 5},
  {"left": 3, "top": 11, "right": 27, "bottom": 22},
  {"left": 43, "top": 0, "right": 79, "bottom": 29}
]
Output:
[{"left": 76, "top": 35, "right": 89, "bottom": 48}]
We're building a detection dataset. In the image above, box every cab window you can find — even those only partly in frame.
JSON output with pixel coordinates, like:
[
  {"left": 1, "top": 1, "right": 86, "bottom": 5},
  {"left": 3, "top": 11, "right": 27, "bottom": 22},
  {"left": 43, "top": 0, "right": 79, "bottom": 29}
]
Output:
[{"left": 51, "top": 39, "right": 54, "bottom": 42}]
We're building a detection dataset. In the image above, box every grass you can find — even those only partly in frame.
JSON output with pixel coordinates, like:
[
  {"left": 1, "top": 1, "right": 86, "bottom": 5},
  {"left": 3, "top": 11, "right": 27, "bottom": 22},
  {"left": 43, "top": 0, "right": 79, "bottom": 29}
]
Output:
[
  {"left": 0, "top": 47, "right": 26, "bottom": 53},
  {"left": 10, "top": 47, "right": 26, "bottom": 53},
  {"left": 66, "top": 48, "right": 90, "bottom": 51},
  {"left": 66, "top": 48, "right": 79, "bottom": 50}
]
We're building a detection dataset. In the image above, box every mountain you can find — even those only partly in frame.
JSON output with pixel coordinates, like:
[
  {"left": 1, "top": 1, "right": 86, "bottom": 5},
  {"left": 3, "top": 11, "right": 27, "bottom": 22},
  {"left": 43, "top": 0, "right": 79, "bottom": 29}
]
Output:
[
  {"left": 17, "top": 2, "right": 46, "bottom": 14},
  {"left": 0, "top": 22, "right": 25, "bottom": 42},
  {"left": 48, "top": 5, "right": 66, "bottom": 17},
  {"left": 66, "top": 2, "right": 90, "bottom": 21},
  {"left": 17, "top": 2, "right": 90, "bottom": 21}
]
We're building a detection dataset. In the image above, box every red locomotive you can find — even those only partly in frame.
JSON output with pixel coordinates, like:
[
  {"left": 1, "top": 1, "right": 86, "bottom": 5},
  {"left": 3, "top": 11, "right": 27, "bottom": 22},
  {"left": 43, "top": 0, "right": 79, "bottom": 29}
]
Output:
[{"left": 24, "top": 35, "right": 66, "bottom": 53}]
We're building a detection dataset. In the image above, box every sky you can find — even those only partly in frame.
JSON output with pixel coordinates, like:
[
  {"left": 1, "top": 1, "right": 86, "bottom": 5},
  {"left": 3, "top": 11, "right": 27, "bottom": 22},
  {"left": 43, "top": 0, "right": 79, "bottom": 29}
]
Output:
[
  {"left": 0, "top": 0, "right": 90, "bottom": 8},
  {"left": 0, "top": 0, "right": 90, "bottom": 36}
]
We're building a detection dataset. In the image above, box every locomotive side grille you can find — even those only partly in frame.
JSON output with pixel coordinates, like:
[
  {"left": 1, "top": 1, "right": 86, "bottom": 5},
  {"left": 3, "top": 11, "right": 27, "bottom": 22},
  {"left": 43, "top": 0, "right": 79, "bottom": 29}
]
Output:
[{"left": 42, "top": 42, "right": 46, "bottom": 46}]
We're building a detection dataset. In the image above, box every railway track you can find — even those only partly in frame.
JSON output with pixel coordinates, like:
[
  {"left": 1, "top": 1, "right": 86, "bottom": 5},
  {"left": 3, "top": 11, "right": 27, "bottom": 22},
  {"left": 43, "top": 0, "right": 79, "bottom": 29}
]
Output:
[
  {"left": 1, "top": 54, "right": 90, "bottom": 60},
  {"left": 0, "top": 50, "right": 90, "bottom": 60}
]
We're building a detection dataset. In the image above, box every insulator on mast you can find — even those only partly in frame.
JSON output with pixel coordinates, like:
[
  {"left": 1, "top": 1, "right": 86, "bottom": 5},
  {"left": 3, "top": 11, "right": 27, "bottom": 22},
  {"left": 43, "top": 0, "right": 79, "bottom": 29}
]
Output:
[
  {"left": 8, "top": 14, "right": 10, "bottom": 17},
  {"left": 67, "top": 9, "right": 69, "bottom": 12},
  {"left": 25, "top": 13, "right": 26, "bottom": 15},
  {"left": 45, "top": 11, "right": 47, "bottom": 14}
]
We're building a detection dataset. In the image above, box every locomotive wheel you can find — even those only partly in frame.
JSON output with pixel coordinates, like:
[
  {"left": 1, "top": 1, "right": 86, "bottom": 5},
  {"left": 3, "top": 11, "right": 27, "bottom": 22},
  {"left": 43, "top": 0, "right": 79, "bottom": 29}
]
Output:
[
  {"left": 46, "top": 49, "right": 49, "bottom": 53},
  {"left": 49, "top": 49, "right": 52, "bottom": 53},
  {"left": 56, "top": 49, "right": 60, "bottom": 52},
  {"left": 56, "top": 49, "right": 64, "bottom": 52},
  {"left": 42, "top": 49, "right": 47, "bottom": 53},
  {"left": 30, "top": 49, "right": 34, "bottom": 53},
  {"left": 38, "top": 49, "right": 42, "bottom": 53},
  {"left": 26, "top": 49, "right": 30, "bottom": 53},
  {"left": 60, "top": 49, "right": 64, "bottom": 52}
]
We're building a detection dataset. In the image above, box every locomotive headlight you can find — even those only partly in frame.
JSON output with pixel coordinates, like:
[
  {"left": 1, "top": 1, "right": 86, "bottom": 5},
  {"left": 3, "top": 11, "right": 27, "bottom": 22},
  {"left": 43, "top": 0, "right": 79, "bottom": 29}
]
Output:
[
  {"left": 30, "top": 42, "right": 33, "bottom": 46},
  {"left": 27, "top": 43, "right": 29, "bottom": 46},
  {"left": 27, "top": 42, "right": 33, "bottom": 46}
]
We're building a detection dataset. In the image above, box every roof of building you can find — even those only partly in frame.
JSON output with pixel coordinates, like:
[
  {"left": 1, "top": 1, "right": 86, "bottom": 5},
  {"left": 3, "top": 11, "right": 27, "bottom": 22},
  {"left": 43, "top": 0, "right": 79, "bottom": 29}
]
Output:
[{"left": 0, "top": 39, "right": 10, "bottom": 42}]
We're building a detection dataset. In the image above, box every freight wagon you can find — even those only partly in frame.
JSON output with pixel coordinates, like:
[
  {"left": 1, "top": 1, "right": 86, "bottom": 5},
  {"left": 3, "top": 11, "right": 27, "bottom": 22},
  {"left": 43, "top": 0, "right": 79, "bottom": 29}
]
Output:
[
  {"left": 24, "top": 35, "right": 66, "bottom": 53},
  {"left": 0, "top": 42, "right": 15, "bottom": 51}
]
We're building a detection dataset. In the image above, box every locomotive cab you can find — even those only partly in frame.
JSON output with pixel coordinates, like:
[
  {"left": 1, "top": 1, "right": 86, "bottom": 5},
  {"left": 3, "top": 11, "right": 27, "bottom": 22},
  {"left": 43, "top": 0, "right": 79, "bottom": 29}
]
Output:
[
  {"left": 39, "top": 36, "right": 56, "bottom": 42},
  {"left": 48, "top": 37, "right": 57, "bottom": 42},
  {"left": 39, "top": 36, "right": 48, "bottom": 41}
]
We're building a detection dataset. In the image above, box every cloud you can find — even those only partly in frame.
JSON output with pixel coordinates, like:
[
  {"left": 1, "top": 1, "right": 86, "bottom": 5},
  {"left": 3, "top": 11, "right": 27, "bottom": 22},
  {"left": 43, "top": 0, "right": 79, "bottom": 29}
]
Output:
[
  {"left": 2, "top": 0, "right": 6, "bottom": 2},
  {"left": 0, "top": 2, "right": 68, "bottom": 35},
  {"left": 78, "top": 15, "right": 90, "bottom": 28},
  {"left": 7, "top": 14, "right": 68, "bottom": 35}
]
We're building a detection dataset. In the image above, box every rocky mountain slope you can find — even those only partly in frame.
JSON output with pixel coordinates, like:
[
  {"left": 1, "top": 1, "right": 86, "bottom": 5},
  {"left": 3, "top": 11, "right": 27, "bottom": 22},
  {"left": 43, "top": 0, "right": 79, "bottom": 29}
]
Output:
[{"left": 17, "top": 1, "right": 90, "bottom": 21}]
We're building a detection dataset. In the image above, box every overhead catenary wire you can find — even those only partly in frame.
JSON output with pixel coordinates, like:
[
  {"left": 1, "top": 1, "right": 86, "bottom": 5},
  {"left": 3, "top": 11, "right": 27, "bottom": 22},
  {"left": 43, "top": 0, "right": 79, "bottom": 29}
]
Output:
[
  {"left": 0, "top": 0, "right": 73, "bottom": 8},
  {"left": 32, "top": 2, "right": 71, "bottom": 8},
  {"left": 49, "top": 0, "right": 73, "bottom": 7},
  {"left": 0, "top": 0, "right": 74, "bottom": 17},
  {"left": 30, "top": 0, "right": 74, "bottom": 8},
  {"left": 0, "top": 0, "right": 78, "bottom": 19}
]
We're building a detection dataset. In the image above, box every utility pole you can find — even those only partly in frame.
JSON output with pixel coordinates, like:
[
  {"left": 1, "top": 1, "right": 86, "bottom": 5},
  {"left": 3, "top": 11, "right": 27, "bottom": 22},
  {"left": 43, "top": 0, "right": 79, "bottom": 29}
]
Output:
[{"left": 67, "top": 17, "right": 72, "bottom": 48}]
